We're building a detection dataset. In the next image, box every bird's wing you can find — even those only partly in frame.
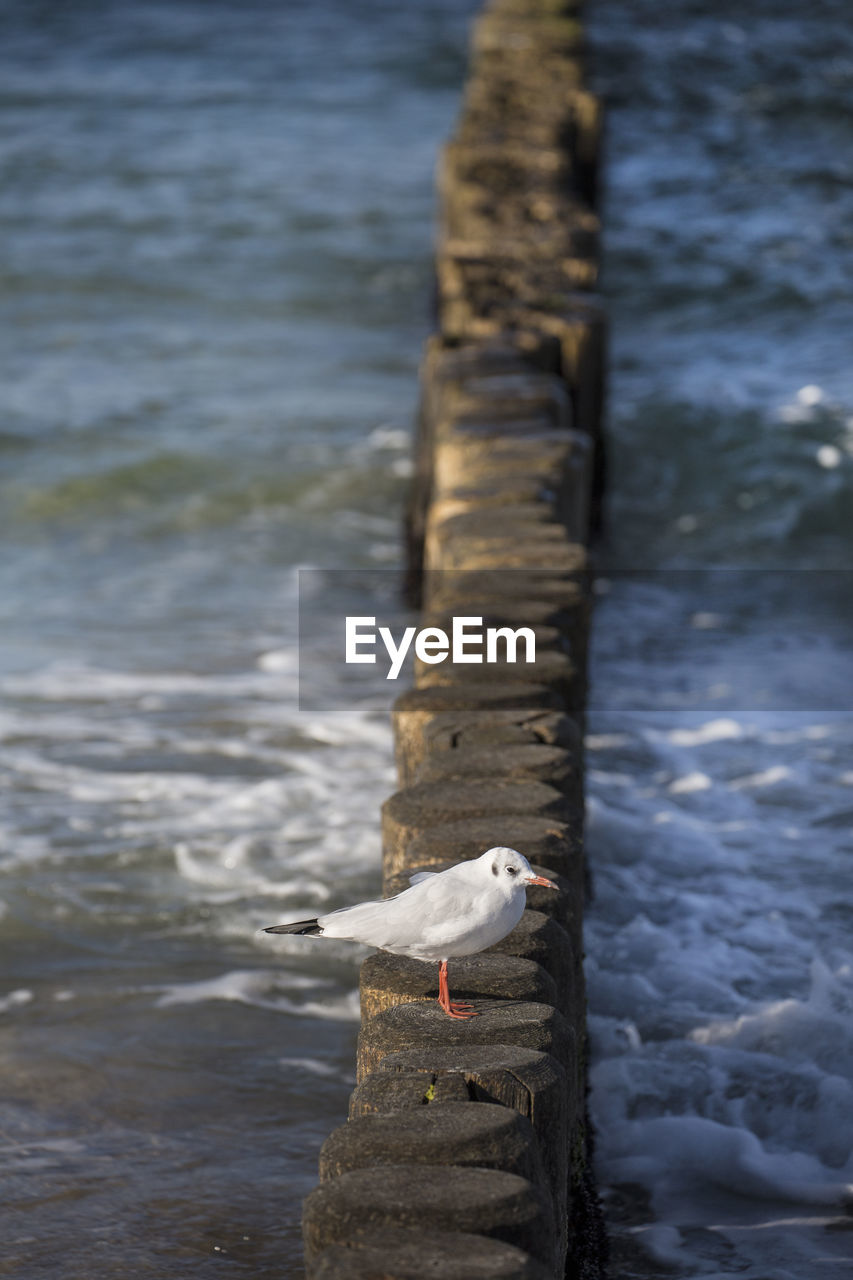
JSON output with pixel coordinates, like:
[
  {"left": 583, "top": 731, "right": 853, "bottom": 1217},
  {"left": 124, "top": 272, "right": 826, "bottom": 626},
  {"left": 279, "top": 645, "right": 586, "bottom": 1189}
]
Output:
[
  {"left": 315, "top": 863, "right": 520, "bottom": 959},
  {"left": 317, "top": 869, "right": 476, "bottom": 954},
  {"left": 316, "top": 897, "right": 391, "bottom": 946},
  {"left": 315, "top": 877, "right": 444, "bottom": 947},
  {"left": 378, "top": 872, "right": 475, "bottom": 954},
  {"left": 408, "top": 871, "right": 437, "bottom": 885}
]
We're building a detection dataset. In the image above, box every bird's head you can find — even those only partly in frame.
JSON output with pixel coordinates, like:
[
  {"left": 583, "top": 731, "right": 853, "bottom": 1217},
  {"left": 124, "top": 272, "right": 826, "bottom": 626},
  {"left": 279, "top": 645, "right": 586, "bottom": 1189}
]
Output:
[{"left": 483, "top": 846, "right": 558, "bottom": 892}]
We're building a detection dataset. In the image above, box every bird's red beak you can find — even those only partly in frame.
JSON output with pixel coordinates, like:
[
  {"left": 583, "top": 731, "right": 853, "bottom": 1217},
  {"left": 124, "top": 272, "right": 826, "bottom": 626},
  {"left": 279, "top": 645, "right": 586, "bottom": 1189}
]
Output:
[{"left": 526, "top": 874, "right": 558, "bottom": 889}]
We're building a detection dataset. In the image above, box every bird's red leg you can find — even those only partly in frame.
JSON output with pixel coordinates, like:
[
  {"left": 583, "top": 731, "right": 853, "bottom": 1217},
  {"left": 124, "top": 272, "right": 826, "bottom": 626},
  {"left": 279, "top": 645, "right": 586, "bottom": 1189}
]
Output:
[{"left": 437, "top": 960, "right": 478, "bottom": 1019}]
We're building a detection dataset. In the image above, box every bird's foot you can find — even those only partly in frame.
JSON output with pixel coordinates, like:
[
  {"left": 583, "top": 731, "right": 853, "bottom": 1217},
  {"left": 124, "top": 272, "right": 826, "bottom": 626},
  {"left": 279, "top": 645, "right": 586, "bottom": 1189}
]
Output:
[{"left": 438, "top": 998, "right": 478, "bottom": 1020}]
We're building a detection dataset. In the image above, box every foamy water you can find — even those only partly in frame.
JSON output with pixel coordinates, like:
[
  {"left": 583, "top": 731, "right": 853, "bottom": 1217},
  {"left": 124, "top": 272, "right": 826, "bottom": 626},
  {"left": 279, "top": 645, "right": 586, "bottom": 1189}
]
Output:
[
  {"left": 0, "top": 2, "right": 478, "bottom": 1274},
  {"left": 587, "top": 1, "right": 853, "bottom": 1273},
  {"left": 586, "top": 709, "right": 853, "bottom": 1276}
]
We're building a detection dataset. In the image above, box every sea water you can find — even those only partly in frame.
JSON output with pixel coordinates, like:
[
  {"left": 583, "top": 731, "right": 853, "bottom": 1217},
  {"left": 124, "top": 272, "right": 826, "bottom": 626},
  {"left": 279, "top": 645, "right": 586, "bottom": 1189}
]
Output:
[
  {"left": 0, "top": 2, "right": 478, "bottom": 1275},
  {"left": 586, "top": 1, "right": 853, "bottom": 1274}
]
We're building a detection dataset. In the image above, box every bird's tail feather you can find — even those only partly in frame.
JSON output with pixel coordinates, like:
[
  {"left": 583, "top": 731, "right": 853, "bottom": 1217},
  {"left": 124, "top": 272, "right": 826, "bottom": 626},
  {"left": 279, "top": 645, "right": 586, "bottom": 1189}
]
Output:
[{"left": 264, "top": 919, "right": 322, "bottom": 936}]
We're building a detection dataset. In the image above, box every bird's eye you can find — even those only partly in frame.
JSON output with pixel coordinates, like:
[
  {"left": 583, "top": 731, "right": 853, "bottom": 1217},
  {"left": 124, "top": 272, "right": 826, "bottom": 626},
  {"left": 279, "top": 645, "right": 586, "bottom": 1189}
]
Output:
[{"left": 506, "top": 865, "right": 518, "bottom": 876}]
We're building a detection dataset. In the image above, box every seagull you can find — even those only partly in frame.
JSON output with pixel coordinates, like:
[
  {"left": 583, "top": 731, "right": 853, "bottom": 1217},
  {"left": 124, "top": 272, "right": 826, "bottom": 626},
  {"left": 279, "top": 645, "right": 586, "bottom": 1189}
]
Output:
[{"left": 263, "top": 846, "right": 557, "bottom": 1019}]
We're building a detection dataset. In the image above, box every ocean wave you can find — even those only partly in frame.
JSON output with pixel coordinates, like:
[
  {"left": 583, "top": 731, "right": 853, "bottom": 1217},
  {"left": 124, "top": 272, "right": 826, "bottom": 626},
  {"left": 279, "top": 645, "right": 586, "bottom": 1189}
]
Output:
[
  {"left": 154, "top": 969, "right": 360, "bottom": 1021},
  {"left": 587, "top": 701, "right": 853, "bottom": 1275}
]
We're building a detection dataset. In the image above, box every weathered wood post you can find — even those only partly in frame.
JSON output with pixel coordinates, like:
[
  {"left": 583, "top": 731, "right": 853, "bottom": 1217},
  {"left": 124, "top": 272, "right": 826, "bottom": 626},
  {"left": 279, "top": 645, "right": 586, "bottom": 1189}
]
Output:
[{"left": 302, "top": 2, "right": 607, "bottom": 1275}]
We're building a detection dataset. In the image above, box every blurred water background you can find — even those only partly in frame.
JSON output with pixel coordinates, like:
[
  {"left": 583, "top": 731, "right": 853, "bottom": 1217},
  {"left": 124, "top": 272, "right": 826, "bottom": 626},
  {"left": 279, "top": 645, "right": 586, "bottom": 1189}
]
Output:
[
  {"left": 586, "top": 1, "right": 853, "bottom": 1275},
  {"left": 0, "top": 2, "right": 479, "bottom": 1274},
  {"left": 1, "top": 0, "right": 852, "bottom": 1277}
]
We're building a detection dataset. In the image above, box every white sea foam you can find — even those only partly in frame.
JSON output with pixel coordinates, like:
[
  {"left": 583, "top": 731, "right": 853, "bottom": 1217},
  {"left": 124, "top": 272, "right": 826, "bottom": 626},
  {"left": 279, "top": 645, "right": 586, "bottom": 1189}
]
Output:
[
  {"left": 278, "top": 1057, "right": 352, "bottom": 1079},
  {"left": 666, "top": 718, "right": 744, "bottom": 747},
  {"left": 366, "top": 425, "right": 410, "bottom": 450},
  {"left": 155, "top": 970, "right": 360, "bottom": 1021},
  {"left": 603, "top": 1113, "right": 853, "bottom": 1209},
  {"left": 0, "top": 989, "right": 33, "bottom": 1013},
  {"left": 0, "top": 1136, "right": 89, "bottom": 1175},
  {"left": 690, "top": 612, "right": 724, "bottom": 630},
  {"left": 669, "top": 771, "right": 713, "bottom": 794},
  {"left": 585, "top": 733, "right": 632, "bottom": 750},
  {"left": 587, "top": 703, "right": 853, "bottom": 1277},
  {"left": 816, "top": 444, "right": 843, "bottom": 469},
  {"left": 0, "top": 662, "right": 295, "bottom": 702},
  {"left": 256, "top": 649, "right": 295, "bottom": 673},
  {"left": 730, "top": 764, "right": 792, "bottom": 789},
  {"left": 691, "top": 959, "right": 853, "bottom": 1072}
]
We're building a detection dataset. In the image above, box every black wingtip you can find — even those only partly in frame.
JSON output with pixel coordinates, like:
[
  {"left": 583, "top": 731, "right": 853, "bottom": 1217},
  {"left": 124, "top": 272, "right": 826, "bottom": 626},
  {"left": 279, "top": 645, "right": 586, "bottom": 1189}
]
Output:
[{"left": 263, "top": 919, "right": 322, "bottom": 936}]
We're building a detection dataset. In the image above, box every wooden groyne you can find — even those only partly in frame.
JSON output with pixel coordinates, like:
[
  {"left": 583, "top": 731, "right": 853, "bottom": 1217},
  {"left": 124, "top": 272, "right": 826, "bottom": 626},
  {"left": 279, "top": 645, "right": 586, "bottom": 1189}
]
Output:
[{"left": 303, "top": 1, "right": 606, "bottom": 1275}]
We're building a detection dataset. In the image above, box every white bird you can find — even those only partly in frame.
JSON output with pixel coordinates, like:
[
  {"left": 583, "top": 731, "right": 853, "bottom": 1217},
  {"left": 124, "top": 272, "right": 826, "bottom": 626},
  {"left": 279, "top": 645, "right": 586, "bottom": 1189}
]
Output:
[{"left": 264, "top": 846, "right": 557, "bottom": 1019}]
